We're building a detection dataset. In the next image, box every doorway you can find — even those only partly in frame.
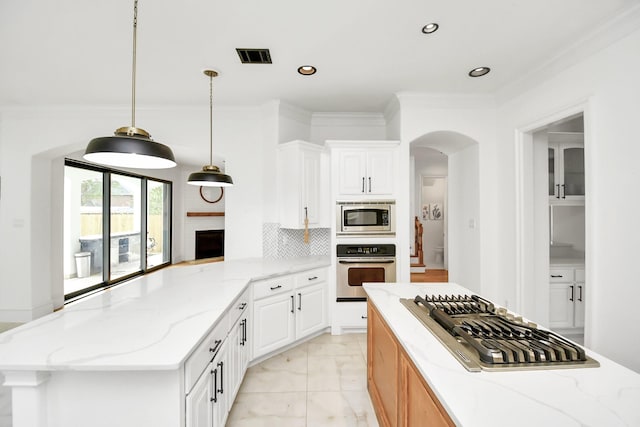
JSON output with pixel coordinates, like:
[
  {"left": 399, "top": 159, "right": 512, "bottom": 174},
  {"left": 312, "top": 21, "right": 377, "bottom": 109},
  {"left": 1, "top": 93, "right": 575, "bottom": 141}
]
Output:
[{"left": 515, "top": 106, "right": 588, "bottom": 344}]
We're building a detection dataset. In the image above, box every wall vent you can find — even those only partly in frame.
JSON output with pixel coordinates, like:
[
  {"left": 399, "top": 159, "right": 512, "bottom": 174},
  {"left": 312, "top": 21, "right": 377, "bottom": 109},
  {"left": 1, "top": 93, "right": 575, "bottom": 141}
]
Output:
[{"left": 236, "top": 48, "right": 272, "bottom": 64}]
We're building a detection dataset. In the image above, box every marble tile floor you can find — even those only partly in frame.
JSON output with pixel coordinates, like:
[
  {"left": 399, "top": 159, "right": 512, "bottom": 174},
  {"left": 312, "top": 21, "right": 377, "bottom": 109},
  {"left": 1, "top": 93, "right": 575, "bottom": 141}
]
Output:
[{"left": 227, "top": 332, "right": 379, "bottom": 427}]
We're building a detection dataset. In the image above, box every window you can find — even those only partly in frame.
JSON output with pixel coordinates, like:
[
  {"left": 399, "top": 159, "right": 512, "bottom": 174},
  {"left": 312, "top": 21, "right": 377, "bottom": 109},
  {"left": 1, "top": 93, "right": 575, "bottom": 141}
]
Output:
[{"left": 63, "top": 160, "right": 172, "bottom": 301}]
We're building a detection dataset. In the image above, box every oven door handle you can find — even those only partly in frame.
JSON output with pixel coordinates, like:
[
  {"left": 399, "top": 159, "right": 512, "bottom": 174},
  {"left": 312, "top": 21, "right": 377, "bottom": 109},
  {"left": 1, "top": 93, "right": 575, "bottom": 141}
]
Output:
[{"left": 338, "top": 259, "right": 395, "bottom": 264}]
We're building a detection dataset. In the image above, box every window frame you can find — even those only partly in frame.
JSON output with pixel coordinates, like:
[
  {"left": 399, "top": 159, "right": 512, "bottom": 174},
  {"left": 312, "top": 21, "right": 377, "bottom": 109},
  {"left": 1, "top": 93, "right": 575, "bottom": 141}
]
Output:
[{"left": 64, "top": 159, "right": 173, "bottom": 302}]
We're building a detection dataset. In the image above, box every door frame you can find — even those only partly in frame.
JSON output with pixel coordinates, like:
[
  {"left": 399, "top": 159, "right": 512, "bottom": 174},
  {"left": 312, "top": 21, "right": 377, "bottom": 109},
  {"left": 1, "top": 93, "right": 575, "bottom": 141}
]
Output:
[{"left": 514, "top": 99, "right": 592, "bottom": 333}]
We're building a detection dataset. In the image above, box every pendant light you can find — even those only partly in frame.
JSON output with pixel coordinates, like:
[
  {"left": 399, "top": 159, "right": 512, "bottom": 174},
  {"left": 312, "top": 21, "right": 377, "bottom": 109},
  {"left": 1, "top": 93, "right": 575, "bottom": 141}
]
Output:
[
  {"left": 84, "top": 0, "right": 176, "bottom": 169},
  {"left": 187, "top": 70, "right": 234, "bottom": 187}
]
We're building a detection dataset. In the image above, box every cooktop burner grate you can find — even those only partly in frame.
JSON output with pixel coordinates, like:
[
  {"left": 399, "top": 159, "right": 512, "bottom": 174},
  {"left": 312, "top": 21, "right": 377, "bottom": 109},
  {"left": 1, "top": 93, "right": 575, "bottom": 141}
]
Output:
[{"left": 401, "top": 294, "right": 599, "bottom": 372}]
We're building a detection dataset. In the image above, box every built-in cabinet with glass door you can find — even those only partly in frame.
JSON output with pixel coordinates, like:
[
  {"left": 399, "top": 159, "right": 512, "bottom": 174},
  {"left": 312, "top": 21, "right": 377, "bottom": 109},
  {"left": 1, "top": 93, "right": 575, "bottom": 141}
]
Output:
[{"left": 548, "top": 132, "right": 584, "bottom": 204}]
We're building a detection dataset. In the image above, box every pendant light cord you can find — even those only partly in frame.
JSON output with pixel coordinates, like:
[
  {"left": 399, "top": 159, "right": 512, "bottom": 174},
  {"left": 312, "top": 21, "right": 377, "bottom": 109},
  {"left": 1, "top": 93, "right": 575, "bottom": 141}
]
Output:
[
  {"left": 209, "top": 72, "right": 214, "bottom": 166},
  {"left": 131, "top": 0, "right": 139, "bottom": 128}
]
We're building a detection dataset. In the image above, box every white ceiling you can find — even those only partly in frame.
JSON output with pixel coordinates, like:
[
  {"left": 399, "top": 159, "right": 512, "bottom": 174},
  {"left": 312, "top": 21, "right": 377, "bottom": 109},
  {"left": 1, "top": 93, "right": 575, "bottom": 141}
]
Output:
[{"left": 1, "top": 0, "right": 639, "bottom": 112}]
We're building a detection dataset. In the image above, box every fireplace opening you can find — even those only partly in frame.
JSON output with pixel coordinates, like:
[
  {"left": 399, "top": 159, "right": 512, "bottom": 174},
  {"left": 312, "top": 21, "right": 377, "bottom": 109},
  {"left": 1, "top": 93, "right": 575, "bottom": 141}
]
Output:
[{"left": 195, "top": 229, "right": 225, "bottom": 260}]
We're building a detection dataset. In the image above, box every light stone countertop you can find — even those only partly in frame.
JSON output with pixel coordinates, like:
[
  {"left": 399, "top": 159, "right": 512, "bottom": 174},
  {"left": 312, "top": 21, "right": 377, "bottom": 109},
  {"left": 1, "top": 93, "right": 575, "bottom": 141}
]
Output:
[
  {"left": 0, "top": 256, "right": 329, "bottom": 372},
  {"left": 364, "top": 282, "right": 640, "bottom": 427}
]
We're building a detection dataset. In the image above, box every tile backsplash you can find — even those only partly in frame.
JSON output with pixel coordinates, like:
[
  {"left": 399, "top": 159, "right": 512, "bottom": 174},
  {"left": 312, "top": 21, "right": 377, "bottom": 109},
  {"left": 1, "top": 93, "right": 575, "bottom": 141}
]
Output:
[{"left": 263, "top": 223, "right": 330, "bottom": 259}]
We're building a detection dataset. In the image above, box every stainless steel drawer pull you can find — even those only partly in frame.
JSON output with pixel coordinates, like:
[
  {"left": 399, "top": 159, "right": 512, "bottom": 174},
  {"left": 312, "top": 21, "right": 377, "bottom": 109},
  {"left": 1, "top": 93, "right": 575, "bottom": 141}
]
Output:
[
  {"left": 361, "top": 315, "right": 367, "bottom": 319},
  {"left": 308, "top": 276, "right": 318, "bottom": 281},
  {"left": 551, "top": 275, "right": 563, "bottom": 278},
  {"left": 270, "top": 285, "right": 282, "bottom": 290},
  {"left": 298, "top": 293, "right": 302, "bottom": 311},
  {"left": 238, "top": 302, "right": 247, "bottom": 310}
]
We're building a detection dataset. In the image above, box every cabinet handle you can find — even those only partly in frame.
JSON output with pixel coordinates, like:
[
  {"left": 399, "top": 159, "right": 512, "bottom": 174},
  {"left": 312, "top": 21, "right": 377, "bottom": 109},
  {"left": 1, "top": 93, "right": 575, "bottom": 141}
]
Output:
[
  {"left": 561, "top": 184, "right": 566, "bottom": 199},
  {"left": 569, "top": 285, "right": 574, "bottom": 302},
  {"left": 308, "top": 276, "right": 318, "bottom": 281},
  {"left": 270, "top": 285, "right": 282, "bottom": 290},
  {"left": 361, "top": 177, "right": 365, "bottom": 193},
  {"left": 556, "top": 184, "right": 560, "bottom": 199},
  {"left": 304, "top": 207, "right": 308, "bottom": 219},
  {"left": 361, "top": 315, "right": 367, "bottom": 319},
  {"left": 238, "top": 302, "right": 247, "bottom": 310},
  {"left": 217, "top": 361, "right": 224, "bottom": 395},
  {"left": 551, "top": 275, "right": 563, "bottom": 278},
  {"left": 209, "top": 339, "right": 222, "bottom": 354},
  {"left": 298, "top": 293, "right": 302, "bottom": 311},
  {"left": 241, "top": 319, "right": 247, "bottom": 345},
  {"left": 578, "top": 285, "right": 583, "bottom": 302},
  {"left": 368, "top": 177, "right": 371, "bottom": 193},
  {"left": 210, "top": 368, "right": 218, "bottom": 403},
  {"left": 291, "top": 295, "right": 294, "bottom": 313}
]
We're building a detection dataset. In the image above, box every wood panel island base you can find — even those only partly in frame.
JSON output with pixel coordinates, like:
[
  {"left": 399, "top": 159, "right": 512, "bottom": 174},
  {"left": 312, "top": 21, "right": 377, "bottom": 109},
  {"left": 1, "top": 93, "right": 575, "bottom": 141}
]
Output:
[
  {"left": 363, "top": 282, "right": 640, "bottom": 427},
  {"left": 367, "top": 301, "right": 454, "bottom": 427}
]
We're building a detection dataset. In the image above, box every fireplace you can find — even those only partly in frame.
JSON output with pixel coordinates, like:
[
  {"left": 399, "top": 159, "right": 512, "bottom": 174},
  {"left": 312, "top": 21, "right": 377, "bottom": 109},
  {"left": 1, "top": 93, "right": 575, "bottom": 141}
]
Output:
[{"left": 195, "top": 229, "right": 225, "bottom": 260}]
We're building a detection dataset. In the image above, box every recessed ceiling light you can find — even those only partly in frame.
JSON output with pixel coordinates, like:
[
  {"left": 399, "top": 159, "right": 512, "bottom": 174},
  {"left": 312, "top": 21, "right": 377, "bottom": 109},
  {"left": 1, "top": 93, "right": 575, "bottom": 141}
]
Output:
[
  {"left": 468, "top": 67, "right": 491, "bottom": 77},
  {"left": 297, "top": 65, "right": 317, "bottom": 76},
  {"left": 422, "top": 23, "right": 439, "bottom": 34}
]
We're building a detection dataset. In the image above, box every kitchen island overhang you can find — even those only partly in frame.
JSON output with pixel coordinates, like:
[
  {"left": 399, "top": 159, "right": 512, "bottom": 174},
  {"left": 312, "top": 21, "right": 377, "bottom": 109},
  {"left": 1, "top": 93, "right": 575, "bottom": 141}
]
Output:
[{"left": 364, "top": 282, "right": 640, "bottom": 427}]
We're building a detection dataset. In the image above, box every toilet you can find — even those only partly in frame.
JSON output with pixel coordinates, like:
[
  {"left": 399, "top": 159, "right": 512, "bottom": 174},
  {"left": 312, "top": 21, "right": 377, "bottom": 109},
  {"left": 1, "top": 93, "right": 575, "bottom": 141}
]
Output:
[{"left": 434, "top": 246, "right": 444, "bottom": 264}]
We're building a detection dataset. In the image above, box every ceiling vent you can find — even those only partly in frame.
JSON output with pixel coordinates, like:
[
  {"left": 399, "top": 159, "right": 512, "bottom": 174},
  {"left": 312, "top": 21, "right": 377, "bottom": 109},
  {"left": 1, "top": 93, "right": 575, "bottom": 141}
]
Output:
[{"left": 236, "top": 48, "right": 272, "bottom": 64}]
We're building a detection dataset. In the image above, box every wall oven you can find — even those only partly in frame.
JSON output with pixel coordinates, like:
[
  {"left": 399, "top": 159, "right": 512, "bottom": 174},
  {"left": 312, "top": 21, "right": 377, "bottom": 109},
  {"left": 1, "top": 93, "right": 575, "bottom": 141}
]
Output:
[
  {"left": 336, "top": 244, "right": 396, "bottom": 301},
  {"left": 336, "top": 201, "right": 395, "bottom": 236}
]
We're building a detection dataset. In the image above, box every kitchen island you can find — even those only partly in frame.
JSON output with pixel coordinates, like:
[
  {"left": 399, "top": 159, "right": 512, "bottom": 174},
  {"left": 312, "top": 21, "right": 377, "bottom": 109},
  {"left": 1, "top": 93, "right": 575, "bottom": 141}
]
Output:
[
  {"left": 0, "top": 256, "right": 329, "bottom": 427},
  {"left": 364, "top": 282, "right": 640, "bottom": 427}
]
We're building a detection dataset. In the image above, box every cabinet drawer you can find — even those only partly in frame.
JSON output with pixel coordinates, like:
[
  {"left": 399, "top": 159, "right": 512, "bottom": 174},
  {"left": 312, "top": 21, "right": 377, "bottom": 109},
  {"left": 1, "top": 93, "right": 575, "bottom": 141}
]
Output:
[
  {"left": 253, "top": 275, "right": 294, "bottom": 300},
  {"left": 185, "top": 314, "right": 228, "bottom": 393},
  {"left": 334, "top": 302, "right": 368, "bottom": 328},
  {"left": 228, "top": 287, "right": 251, "bottom": 329},
  {"left": 549, "top": 268, "right": 573, "bottom": 282},
  {"left": 575, "top": 268, "right": 585, "bottom": 282},
  {"left": 295, "top": 268, "right": 327, "bottom": 287}
]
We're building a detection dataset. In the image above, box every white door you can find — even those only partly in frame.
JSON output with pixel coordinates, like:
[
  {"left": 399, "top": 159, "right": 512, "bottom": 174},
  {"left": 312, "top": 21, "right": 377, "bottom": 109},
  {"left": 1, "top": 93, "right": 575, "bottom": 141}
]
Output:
[
  {"left": 549, "top": 283, "right": 575, "bottom": 328},
  {"left": 367, "top": 149, "right": 395, "bottom": 195},
  {"left": 186, "top": 362, "right": 213, "bottom": 427},
  {"left": 253, "top": 293, "right": 295, "bottom": 358},
  {"left": 338, "top": 150, "right": 367, "bottom": 195},
  {"left": 295, "top": 283, "right": 327, "bottom": 338},
  {"left": 303, "top": 149, "right": 321, "bottom": 225}
]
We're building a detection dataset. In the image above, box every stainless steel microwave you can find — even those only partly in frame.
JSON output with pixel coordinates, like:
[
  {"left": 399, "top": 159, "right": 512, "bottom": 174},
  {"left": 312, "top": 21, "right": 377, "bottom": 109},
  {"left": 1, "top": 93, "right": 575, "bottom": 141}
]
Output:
[{"left": 336, "top": 201, "right": 395, "bottom": 235}]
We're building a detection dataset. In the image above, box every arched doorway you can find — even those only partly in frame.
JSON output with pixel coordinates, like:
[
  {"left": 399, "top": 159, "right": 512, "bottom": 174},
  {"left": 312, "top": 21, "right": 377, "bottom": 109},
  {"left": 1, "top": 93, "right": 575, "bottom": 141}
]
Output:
[{"left": 409, "top": 131, "right": 480, "bottom": 291}]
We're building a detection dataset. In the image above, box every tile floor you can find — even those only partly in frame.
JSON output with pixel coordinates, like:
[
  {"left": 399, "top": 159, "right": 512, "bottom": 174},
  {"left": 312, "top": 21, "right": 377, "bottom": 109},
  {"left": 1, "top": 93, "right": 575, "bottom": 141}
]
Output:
[{"left": 227, "top": 332, "right": 379, "bottom": 427}]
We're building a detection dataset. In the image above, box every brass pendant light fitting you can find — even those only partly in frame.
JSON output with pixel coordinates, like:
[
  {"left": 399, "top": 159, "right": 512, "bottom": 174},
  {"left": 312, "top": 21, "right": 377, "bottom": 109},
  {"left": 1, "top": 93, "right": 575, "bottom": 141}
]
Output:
[
  {"left": 187, "top": 70, "right": 234, "bottom": 187},
  {"left": 84, "top": 0, "right": 176, "bottom": 169}
]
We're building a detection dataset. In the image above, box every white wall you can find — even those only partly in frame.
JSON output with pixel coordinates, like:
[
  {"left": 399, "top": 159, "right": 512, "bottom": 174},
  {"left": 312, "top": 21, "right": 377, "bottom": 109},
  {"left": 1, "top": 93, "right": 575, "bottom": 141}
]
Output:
[
  {"left": 310, "top": 113, "right": 387, "bottom": 144},
  {"left": 498, "top": 24, "right": 640, "bottom": 372},
  {"left": 398, "top": 95, "right": 497, "bottom": 297},
  {"left": 0, "top": 105, "right": 265, "bottom": 321}
]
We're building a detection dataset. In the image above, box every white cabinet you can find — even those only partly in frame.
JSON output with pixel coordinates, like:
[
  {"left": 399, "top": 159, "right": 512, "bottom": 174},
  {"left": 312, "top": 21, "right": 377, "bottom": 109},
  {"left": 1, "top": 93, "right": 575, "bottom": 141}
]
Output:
[
  {"left": 548, "top": 133, "right": 584, "bottom": 203},
  {"left": 252, "top": 268, "right": 328, "bottom": 359},
  {"left": 277, "top": 140, "right": 328, "bottom": 228},
  {"left": 332, "top": 301, "right": 368, "bottom": 334},
  {"left": 185, "top": 288, "right": 251, "bottom": 427},
  {"left": 185, "top": 340, "right": 229, "bottom": 427},
  {"left": 329, "top": 141, "right": 399, "bottom": 197},
  {"left": 549, "top": 267, "right": 586, "bottom": 329}
]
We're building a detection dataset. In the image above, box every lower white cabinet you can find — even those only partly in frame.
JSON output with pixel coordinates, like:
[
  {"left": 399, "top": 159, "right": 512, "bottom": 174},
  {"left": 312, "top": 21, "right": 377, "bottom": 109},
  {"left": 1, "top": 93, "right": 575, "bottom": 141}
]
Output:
[
  {"left": 253, "top": 268, "right": 328, "bottom": 359},
  {"left": 185, "top": 288, "right": 251, "bottom": 427},
  {"left": 549, "top": 267, "right": 586, "bottom": 329}
]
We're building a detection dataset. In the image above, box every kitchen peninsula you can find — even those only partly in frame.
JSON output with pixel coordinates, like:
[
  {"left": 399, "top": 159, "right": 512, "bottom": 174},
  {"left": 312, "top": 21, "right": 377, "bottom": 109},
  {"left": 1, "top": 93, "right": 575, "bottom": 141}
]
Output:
[
  {"left": 364, "top": 282, "right": 640, "bottom": 427},
  {"left": 0, "top": 256, "right": 329, "bottom": 427}
]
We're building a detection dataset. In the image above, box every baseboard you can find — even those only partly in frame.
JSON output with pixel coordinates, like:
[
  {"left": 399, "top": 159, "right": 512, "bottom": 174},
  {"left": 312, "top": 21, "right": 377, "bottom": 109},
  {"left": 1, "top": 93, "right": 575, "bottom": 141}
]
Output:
[{"left": 0, "top": 301, "right": 53, "bottom": 323}]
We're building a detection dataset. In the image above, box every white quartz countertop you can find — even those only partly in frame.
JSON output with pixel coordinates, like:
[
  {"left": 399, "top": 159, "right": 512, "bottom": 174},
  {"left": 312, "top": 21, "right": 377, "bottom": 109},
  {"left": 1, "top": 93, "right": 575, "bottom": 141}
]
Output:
[
  {"left": 364, "top": 282, "right": 640, "bottom": 427},
  {"left": 0, "top": 256, "right": 329, "bottom": 372}
]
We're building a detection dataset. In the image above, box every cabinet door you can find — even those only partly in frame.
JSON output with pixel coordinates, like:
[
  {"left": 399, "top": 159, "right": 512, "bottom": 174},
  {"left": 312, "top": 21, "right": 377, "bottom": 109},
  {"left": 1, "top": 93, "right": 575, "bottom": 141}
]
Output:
[
  {"left": 338, "top": 150, "right": 368, "bottom": 195},
  {"left": 366, "top": 149, "right": 395, "bottom": 195},
  {"left": 561, "top": 144, "right": 585, "bottom": 199},
  {"left": 368, "top": 303, "right": 398, "bottom": 427},
  {"left": 186, "top": 362, "right": 213, "bottom": 427},
  {"left": 549, "top": 283, "right": 575, "bottom": 328},
  {"left": 302, "top": 149, "right": 321, "bottom": 226},
  {"left": 253, "top": 293, "right": 295, "bottom": 358},
  {"left": 212, "top": 342, "right": 229, "bottom": 427},
  {"left": 295, "top": 283, "right": 327, "bottom": 338}
]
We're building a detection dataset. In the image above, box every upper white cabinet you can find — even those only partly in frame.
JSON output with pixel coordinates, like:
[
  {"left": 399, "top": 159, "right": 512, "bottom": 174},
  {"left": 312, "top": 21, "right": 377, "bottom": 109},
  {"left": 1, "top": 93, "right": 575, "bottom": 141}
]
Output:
[
  {"left": 548, "top": 132, "right": 584, "bottom": 204},
  {"left": 277, "top": 140, "right": 328, "bottom": 228},
  {"left": 329, "top": 141, "right": 400, "bottom": 198}
]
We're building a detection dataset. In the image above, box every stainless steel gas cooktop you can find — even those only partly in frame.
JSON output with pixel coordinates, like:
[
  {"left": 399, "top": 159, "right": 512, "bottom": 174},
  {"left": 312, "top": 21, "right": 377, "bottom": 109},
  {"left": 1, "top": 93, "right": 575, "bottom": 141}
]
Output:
[{"left": 401, "top": 294, "right": 599, "bottom": 372}]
